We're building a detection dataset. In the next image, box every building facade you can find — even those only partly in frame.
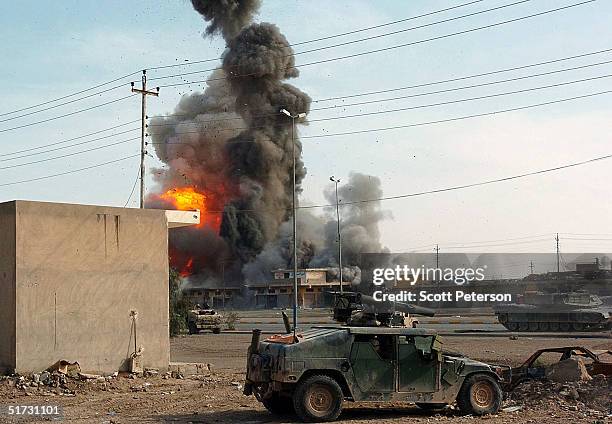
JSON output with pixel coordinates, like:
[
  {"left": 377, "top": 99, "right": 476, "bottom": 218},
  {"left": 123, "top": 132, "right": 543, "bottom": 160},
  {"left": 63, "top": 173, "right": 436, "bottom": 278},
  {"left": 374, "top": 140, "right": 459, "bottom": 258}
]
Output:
[{"left": 0, "top": 200, "right": 196, "bottom": 374}]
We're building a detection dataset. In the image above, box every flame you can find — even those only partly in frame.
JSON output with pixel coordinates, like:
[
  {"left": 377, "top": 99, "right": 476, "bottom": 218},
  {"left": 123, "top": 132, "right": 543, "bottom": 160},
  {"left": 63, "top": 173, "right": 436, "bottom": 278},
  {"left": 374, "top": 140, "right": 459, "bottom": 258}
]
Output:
[
  {"left": 180, "top": 257, "right": 194, "bottom": 278},
  {"left": 160, "top": 187, "right": 221, "bottom": 230}
]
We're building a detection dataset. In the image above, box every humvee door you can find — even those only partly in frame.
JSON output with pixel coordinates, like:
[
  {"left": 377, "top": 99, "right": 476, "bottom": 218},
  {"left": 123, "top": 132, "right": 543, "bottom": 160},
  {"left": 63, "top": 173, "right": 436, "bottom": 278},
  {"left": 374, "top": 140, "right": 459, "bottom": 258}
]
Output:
[
  {"left": 349, "top": 334, "right": 395, "bottom": 392},
  {"left": 397, "top": 335, "right": 440, "bottom": 393}
]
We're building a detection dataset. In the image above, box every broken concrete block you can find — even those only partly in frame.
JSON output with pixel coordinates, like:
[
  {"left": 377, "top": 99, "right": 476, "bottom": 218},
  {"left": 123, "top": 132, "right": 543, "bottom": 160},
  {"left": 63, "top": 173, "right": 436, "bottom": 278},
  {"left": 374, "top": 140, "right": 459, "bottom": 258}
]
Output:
[
  {"left": 168, "top": 362, "right": 209, "bottom": 375},
  {"left": 546, "top": 358, "right": 592, "bottom": 383}
]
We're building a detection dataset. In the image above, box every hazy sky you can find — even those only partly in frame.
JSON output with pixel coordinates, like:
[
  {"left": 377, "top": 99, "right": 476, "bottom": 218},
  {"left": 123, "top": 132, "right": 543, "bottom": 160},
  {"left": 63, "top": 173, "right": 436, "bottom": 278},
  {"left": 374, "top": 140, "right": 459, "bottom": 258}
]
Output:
[{"left": 1, "top": 0, "right": 611, "bottom": 257}]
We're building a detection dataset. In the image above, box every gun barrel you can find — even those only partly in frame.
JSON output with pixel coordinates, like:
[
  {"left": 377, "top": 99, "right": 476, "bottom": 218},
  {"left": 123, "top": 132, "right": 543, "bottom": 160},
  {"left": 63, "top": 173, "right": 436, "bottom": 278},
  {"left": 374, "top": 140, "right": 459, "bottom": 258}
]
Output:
[{"left": 360, "top": 294, "right": 436, "bottom": 317}]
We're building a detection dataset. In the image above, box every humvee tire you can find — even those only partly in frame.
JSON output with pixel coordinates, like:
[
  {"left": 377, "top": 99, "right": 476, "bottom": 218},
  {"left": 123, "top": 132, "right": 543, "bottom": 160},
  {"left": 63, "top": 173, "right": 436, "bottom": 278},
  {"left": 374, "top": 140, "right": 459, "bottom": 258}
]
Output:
[
  {"left": 262, "top": 392, "right": 295, "bottom": 415},
  {"left": 293, "top": 375, "right": 343, "bottom": 422},
  {"left": 456, "top": 374, "right": 502, "bottom": 415},
  {"left": 212, "top": 328, "right": 221, "bottom": 334},
  {"left": 188, "top": 321, "right": 198, "bottom": 335}
]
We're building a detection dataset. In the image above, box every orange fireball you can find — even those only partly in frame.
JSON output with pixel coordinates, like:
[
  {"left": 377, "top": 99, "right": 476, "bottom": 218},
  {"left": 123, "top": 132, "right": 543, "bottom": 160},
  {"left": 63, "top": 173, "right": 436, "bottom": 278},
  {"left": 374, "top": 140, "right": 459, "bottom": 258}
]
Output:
[{"left": 161, "top": 187, "right": 220, "bottom": 231}]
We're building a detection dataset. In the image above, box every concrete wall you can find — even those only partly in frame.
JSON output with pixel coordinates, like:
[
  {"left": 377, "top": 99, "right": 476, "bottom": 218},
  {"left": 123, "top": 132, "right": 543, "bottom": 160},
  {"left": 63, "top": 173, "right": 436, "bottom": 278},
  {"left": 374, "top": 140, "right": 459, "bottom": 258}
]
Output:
[
  {"left": 9, "top": 201, "right": 170, "bottom": 374},
  {"left": 0, "top": 202, "right": 16, "bottom": 373}
]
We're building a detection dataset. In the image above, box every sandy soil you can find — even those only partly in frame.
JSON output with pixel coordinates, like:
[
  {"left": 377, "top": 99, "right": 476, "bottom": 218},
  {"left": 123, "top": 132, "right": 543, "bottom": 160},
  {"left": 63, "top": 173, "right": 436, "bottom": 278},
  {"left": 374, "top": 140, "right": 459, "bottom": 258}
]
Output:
[{"left": 0, "top": 333, "right": 609, "bottom": 423}]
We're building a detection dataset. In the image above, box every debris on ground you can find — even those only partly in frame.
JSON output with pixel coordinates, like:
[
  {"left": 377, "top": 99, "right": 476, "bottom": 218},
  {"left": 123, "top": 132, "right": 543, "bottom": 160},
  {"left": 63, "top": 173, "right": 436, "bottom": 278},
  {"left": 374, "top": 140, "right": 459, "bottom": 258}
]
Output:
[{"left": 506, "top": 374, "right": 610, "bottom": 418}]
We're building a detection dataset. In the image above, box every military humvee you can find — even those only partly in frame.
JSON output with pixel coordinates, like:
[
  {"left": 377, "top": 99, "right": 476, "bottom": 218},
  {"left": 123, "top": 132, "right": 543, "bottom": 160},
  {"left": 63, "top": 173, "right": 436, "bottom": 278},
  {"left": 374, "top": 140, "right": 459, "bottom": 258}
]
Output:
[{"left": 243, "top": 293, "right": 505, "bottom": 422}]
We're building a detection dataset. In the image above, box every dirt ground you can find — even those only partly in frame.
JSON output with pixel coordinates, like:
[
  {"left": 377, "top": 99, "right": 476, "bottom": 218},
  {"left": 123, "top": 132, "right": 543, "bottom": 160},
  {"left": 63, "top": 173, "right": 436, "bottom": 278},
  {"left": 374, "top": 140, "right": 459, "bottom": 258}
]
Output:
[{"left": 1, "top": 334, "right": 610, "bottom": 423}]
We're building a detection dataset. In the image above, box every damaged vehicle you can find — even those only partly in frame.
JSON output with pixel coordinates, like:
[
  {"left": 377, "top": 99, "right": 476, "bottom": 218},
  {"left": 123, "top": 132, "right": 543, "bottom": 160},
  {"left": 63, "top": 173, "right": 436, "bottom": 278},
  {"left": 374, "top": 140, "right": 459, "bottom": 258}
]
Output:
[
  {"left": 243, "top": 292, "right": 507, "bottom": 422},
  {"left": 503, "top": 346, "right": 612, "bottom": 389}
]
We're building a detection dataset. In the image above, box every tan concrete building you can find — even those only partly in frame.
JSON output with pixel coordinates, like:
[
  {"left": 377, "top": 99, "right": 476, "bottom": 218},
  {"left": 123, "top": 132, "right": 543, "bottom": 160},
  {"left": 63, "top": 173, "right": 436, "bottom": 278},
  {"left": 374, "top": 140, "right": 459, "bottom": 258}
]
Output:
[
  {"left": 0, "top": 200, "right": 197, "bottom": 374},
  {"left": 248, "top": 268, "right": 341, "bottom": 308}
]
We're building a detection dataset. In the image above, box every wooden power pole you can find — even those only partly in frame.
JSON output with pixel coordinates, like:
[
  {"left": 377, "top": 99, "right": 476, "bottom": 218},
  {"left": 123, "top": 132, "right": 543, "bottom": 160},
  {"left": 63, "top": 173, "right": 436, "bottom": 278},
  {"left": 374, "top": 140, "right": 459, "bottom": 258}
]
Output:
[{"left": 131, "top": 70, "right": 159, "bottom": 208}]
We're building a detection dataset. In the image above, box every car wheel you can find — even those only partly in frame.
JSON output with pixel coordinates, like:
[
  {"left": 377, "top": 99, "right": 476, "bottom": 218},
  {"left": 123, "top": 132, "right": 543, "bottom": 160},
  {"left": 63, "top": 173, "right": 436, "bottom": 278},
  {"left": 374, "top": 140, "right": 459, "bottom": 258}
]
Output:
[
  {"left": 263, "top": 392, "right": 295, "bottom": 416},
  {"left": 456, "top": 374, "right": 502, "bottom": 416},
  {"left": 212, "top": 328, "right": 221, "bottom": 334},
  {"left": 293, "top": 375, "right": 343, "bottom": 422},
  {"left": 416, "top": 402, "right": 447, "bottom": 412}
]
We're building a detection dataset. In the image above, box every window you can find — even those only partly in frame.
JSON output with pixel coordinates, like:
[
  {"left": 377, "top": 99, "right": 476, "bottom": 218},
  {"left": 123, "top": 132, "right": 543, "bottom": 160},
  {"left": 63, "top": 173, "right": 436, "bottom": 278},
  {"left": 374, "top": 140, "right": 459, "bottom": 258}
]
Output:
[
  {"left": 280, "top": 288, "right": 287, "bottom": 293},
  {"left": 284, "top": 272, "right": 290, "bottom": 279}
]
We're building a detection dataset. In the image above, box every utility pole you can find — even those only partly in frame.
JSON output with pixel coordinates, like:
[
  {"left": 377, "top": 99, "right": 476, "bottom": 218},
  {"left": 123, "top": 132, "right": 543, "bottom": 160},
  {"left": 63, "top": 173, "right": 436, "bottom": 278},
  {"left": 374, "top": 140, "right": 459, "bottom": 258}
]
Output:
[
  {"left": 529, "top": 261, "right": 534, "bottom": 275},
  {"left": 434, "top": 244, "right": 440, "bottom": 283},
  {"left": 280, "top": 108, "right": 306, "bottom": 339},
  {"left": 330, "top": 176, "right": 343, "bottom": 293},
  {"left": 131, "top": 70, "right": 159, "bottom": 208},
  {"left": 555, "top": 233, "right": 560, "bottom": 273}
]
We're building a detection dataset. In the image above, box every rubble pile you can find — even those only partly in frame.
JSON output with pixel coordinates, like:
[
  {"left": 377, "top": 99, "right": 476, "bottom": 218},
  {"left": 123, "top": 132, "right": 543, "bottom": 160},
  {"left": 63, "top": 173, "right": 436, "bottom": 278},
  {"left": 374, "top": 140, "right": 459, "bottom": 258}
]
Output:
[{"left": 506, "top": 374, "right": 611, "bottom": 417}]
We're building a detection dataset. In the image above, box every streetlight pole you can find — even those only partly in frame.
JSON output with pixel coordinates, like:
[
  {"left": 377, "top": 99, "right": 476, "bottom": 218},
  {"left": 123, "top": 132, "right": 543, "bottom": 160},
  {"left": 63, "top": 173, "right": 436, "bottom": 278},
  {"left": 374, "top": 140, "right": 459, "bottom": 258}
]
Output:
[
  {"left": 330, "top": 176, "right": 343, "bottom": 293},
  {"left": 281, "top": 108, "right": 306, "bottom": 339}
]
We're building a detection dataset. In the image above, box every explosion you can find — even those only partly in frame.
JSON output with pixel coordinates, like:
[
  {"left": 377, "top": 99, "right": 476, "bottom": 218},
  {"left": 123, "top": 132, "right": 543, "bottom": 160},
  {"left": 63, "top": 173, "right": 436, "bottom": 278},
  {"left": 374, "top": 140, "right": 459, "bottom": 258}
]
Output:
[
  {"left": 160, "top": 187, "right": 221, "bottom": 231},
  {"left": 146, "top": 0, "right": 388, "bottom": 289}
]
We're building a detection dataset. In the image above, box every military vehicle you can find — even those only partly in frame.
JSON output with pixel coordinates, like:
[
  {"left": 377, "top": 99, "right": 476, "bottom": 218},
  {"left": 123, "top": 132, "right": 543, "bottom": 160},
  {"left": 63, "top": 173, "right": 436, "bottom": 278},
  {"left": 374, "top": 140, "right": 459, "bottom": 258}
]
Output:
[
  {"left": 243, "top": 292, "right": 506, "bottom": 422},
  {"left": 493, "top": 291, "right": 612, "bottom": 332},
  {"left": 187, "top": 304, "right": 223, "bottom": 334}
]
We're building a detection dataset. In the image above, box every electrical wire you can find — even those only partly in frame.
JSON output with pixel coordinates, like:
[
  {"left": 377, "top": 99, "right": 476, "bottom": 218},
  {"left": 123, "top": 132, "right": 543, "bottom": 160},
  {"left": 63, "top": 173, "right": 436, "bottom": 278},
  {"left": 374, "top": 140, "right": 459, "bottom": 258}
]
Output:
[
  {"left": 152, "top": 0, "right": 595, "bottom": 85},
  {"left": 0, "top": 154, "right": 139, "bottom": 187},
  {"left": 0, "top": 83, "right": 128, "bottom": 124},
  {"left": 148, "top": 87, "right": 612, "bottom": 140},
  {"left": 147, "top": 0, "right": 489, "bottom": 73},
  {"left": 0, "top": 137, "right": 139, "bottom": 170},
  {"left": 123, "top": 167, "right": 141, "bottom": 207},
  {"left": 0, "top": 120, "right": 140, "bottom": 157},
  {"left": 296, "top": 151, "right": 612, "bottom": 210},
  {"left": 0, "top": 71, "right": 140, "bottom": 118},
  {"left": 0, "top": 95, "right": 137, "bottom": 134},
  {"left": 1, "top": 127, "right": 140, "bottom": 161},
  {"left": 151, "top": 0, "right": 532, "bottom": 81},
  {"left": 149, "top": 48, "right": 612, "bottom": 122}
]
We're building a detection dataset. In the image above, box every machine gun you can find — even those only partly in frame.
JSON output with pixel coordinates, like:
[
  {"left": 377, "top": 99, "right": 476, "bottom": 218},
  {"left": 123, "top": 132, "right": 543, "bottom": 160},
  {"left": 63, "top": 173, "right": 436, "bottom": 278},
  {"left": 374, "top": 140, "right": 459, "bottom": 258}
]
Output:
[{"left": 330, "top": 291, "right": 435, "bottom": 328}]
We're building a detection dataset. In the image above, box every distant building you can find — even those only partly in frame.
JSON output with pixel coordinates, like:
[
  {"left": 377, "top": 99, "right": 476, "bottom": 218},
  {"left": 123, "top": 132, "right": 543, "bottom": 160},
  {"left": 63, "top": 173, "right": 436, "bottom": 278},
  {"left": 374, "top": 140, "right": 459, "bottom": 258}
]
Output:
[
  {"left": 183, "top": 281, "right": 241, "bottom": 309},
  {"left": 247, "top": 268, "right": 342, "bottom": 309}
]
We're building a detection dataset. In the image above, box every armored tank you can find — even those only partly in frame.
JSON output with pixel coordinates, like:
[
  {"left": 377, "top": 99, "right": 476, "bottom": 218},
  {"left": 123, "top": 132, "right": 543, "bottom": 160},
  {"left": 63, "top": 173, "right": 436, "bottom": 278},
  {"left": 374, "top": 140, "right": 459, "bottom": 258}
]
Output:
[{"left": 494, "top": 291, "right": 611, "bottom": 332}]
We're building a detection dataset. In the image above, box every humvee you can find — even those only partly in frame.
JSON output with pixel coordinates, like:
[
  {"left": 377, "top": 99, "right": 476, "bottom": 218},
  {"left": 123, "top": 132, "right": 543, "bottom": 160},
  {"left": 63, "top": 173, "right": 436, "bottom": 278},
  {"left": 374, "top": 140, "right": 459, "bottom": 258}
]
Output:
[
  {"left": 244, "top": 327, "right": 505, "bottom": 421},
  {"left": 186, "top": 305, "right": 223, "bottom": 335},
  {"left": 243, "top": 292, "right": 505, "bottom": 422}
]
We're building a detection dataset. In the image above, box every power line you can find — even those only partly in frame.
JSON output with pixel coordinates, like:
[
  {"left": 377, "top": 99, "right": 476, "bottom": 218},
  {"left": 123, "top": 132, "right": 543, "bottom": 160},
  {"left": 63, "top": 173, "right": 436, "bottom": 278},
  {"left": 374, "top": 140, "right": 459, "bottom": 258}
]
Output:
[
  {"left": 149, "top": 87, "right": 612, "bottom": 140},
  {"left": 152, "top": 0, "right": 532, "bottom": 81},
  {"left": 192, "top": 150, "right": 612, "bottom": 214},
  {"left": 0, "top": 137, "right": 139, "bottom": 170},
  {"left": 296, "top": 151, "right": 612, "bottom": 210},
  {"left": 148, "top": 0, "right": 489, "bottom": 73},
  {"left": 0, "top": 120, "right": 139, "bottom": 157},
  {"left": 0, "top": 127, "right": 139, "bottom": 161},
  {"left": 307, "top": 73, "right": 612, "bottom": 124},
  {"left": 0, "top": 154, "right": 139, "bottom": 187},
  {"left": 293, "top": 0, "right": 532, "bottom": 58},
  {"left": 0, "top": 95, "right": 137, "bottom": 134},
  {"left": 0, "top": 83, "right": 128, "bottom": 124},
  {"left": 123, "top": 167, "right": 141, "bottom": 208},
  {"left": 148, "top": 48, "right": 612, "bottom": 122},
  {"left": 0, "top": 71, "right": 140, "bottom": 118},
  {"left": 152, "top": 0, "right": 595, "bottom": 84},
  {"left": 299, "top": 88, "right": 612, "bottom": 140},
  {"left": 309, "top": 60, "right": 612, "bottom": 112}
]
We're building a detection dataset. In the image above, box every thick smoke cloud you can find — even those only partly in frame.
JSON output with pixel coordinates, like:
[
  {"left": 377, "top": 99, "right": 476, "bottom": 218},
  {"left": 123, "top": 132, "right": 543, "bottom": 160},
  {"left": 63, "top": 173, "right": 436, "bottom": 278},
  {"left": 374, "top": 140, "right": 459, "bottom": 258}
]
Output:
[
  {"left": 149, "top": 1, "right": 388, "bottom": 290},
  {"left": 191, "top": 0, "right": 261, "bottom": 40}
]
